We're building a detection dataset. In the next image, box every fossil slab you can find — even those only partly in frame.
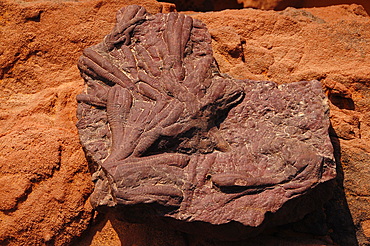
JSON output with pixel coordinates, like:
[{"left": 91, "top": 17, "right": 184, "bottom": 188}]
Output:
[{"left": 76, "top": 5, "right": 336, "bottom": 238}]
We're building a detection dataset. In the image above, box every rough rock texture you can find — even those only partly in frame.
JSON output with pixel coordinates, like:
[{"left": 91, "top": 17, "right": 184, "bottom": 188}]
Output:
[
  {"left": 76, "top": 4, "right": 335, "bottom": 239},
  {"left": 237, "top": 0, "right": 370, "bottom": 12},
  {"left": 0, "top": 0, "right": 173, "bottom": 245},
  {"left": 165, "top": 0, "right": 370, "bottom": 13},
  {"left": 193, "top": 4, "right": 370, "bottom": 245},
  {"left": 1, "top": 0, "right": 370, "bottom": 245},
  {"left": 237, "top": 0, "right": 299, "bottom": 10}
]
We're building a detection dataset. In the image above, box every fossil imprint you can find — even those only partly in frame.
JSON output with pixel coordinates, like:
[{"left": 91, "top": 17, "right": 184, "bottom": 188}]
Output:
[{"left": 76, "top": 5, "right": 336, "bottom": 231}]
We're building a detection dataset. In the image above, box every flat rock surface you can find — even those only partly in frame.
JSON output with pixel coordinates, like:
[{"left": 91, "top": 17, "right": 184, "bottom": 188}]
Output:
[{"left": 0, "top": 0, "right": 370, "bottom": 245}]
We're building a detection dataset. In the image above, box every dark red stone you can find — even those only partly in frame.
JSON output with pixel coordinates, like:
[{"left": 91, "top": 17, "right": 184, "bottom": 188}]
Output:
[{"left": 76, "top": 5, "right": 336, "bottom": 239}]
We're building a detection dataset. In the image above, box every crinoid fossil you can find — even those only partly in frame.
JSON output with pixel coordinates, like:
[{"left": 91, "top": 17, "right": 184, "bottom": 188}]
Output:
[{"left": 76, "top": 5, "right": 336, "bottom": 239}]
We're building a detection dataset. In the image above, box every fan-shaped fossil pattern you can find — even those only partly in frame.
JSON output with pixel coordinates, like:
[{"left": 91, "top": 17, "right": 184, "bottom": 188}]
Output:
[{"left": 76, "top": 5, "right": 336, "bottom": 237}]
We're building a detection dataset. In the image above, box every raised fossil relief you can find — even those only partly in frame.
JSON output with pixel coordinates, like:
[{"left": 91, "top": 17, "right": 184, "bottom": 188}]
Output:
[{"left": 76, "top": 5, "right": 336, "bottom": 239}]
